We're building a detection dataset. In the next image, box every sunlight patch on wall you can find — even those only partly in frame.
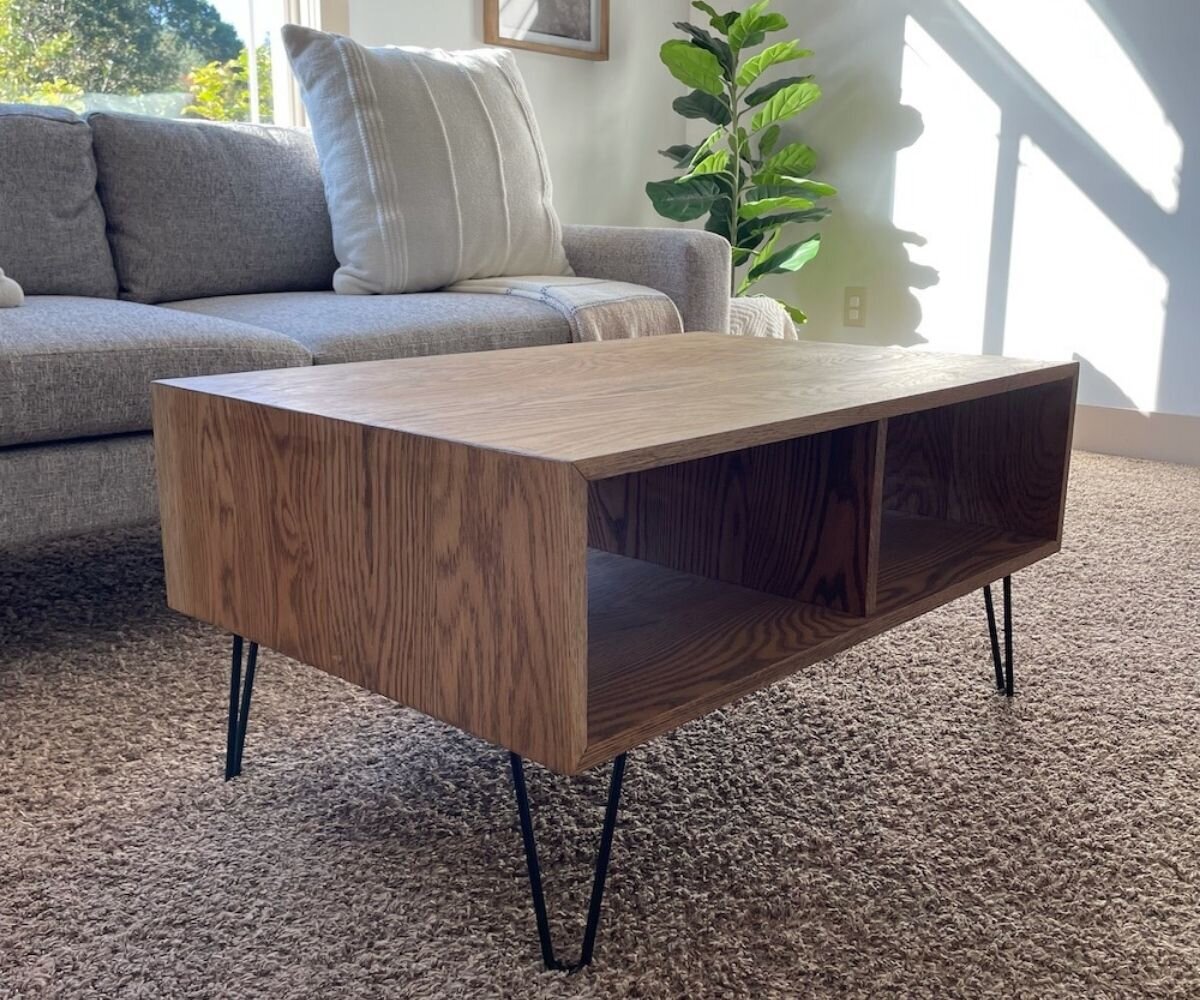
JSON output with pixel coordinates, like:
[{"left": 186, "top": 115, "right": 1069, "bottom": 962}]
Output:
[
  {"left": 893, "top": 17, "right": 1000, "bottom": 354},
  {"left": 1005, "top": 138, "right": 1166, "bottom": 412},
  {"left": 958, "top": 0, "right": 1182, "bottom": 213}
]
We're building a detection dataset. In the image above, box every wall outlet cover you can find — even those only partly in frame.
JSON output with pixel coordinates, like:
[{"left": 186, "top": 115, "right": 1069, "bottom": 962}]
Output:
[{"left": 844, "top": 286, "right": 867, "bottom": 327}]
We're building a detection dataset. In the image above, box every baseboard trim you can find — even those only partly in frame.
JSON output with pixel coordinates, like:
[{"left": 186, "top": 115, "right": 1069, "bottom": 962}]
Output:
[{"left": 1072, "top": 404, "right": 1200, "bottom": 467}]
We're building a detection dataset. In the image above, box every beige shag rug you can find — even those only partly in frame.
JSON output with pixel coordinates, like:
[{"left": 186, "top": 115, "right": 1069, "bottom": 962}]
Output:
[{"left": 2, "top": 452, "right": 1198, "bottom": 999}]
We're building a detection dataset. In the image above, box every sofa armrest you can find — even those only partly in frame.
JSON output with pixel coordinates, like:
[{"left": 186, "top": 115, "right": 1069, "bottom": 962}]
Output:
[{"left": 561, "top": 225, "right": 731, "bottom": 334}]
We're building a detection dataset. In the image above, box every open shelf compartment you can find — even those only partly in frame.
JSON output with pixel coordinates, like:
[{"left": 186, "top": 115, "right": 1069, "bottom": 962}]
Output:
[{"left": 578, "top": 378, "right": 1075, "bottom": 769}]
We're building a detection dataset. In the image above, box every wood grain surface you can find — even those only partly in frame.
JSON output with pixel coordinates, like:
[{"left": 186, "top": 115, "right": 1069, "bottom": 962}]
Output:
[
  {"left": 882, "top": 379, "right": 1076, "bottom": 540},
  {"left": 587, "top": 421, "right": 884, "bottom": 614},
  {"left": 582, "top": 519, "right": 1057, "bottom": 768},
  {"left": 156, "top": 335, "right": 1078, "bottom": 479},
  {"left": 153, "top": 385, "right": 589, "bottom": 772}
]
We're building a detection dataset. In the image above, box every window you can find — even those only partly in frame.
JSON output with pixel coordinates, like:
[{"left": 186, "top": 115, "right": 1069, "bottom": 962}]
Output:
[{"left": 0, "top": 0, "right": 321, "bottom": 125}]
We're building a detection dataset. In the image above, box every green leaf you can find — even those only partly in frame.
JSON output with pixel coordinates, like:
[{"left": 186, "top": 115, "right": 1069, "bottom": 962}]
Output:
[
  {"left": 747, "top": 183, "right": 823, "bottom": 200},
  {"left": 738, "top": 41, "right": 811, "bottom": 86},
  {"left": 739, "top": 195, "right": 815, "bottom": 219},
  {"left": 686, "top": 150, "right": 732, "bottom": 177},
  {"left": 757, "top": 226, "right": 782, "bottom": 261},
  {"left": 674, "top": 22, "right": 734, "bottom": 77},
  {"left": 735, "top": 230, "right": 765, "bottom": 257},
  {"left": 737, "top": 229, "right": 783, "bottom": 295},
  {"left": 750, "top": 81, "right": 822, "bottom": 132},
  {"left": 691, "top": 0, "right": 740, "bottom": 33},
  {"left": 758, "top": 124, "right": 781, "bottom": 158},
  {"left": 768, "top": 175, "right": 837, "bottom": 198},
  {"left": 745, "top": 72, "right": 813, "bottom": 106},
  {"left": 672, "top": 89, "right": 732, "bottom": 125},
  {"left": 757, "top": 12, "right": 789, "bottom": 33},
  {"left": 691, "top": 130, "right": 724, "bottom": 165},
  {"left": 780, "top": 301, "right": 808, "bottom": 324},
  {"left": 728, "top": 0, "right": 769, "bottom": 50},
  {"left": 660, "top": 39, "right": 725, "bottom": 96},
  {"left": 748, "top": 235, "right": 822, "bottom": 279},
  {"left": 659, "top": 144, "right": 697, "bottom": 167},
  {"left": 646, "top": 176, "right": 724, "bottom": 222},
  {"left": 694, "top": 128, "right": 725, "bottom": 159},
  {"left": 737, "top": 208, "right": 830, "bottom": 246},
  {"left": 756, "top": 141, "right": 818, "bottom": 179},
  {"left": 705, "top": 197, "right": 734, "bottom": 240}
]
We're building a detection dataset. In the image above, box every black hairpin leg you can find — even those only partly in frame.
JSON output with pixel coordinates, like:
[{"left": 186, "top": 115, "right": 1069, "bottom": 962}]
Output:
[
  {"left": 983, "top": 576, "right": 1013, "bottom": 697},
  {"left": 509, "top": 751, "right": 627, "bottom": 973},
  {"left": 225, "top": 635, "right": 259, "bottom": 780}
]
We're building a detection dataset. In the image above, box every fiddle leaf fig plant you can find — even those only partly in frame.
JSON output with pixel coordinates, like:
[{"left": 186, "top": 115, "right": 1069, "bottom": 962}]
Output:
[{"left": 646, "top": 0, "right": 835, "bottom": 323}]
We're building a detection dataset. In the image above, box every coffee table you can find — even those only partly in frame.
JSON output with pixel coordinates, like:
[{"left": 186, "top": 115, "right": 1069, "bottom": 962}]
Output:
[{"left": 152, "top": 333, "right": 1077, "bottom": 970}]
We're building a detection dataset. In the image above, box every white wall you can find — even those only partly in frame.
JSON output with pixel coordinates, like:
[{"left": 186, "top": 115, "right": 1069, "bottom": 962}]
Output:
[
  {"left": 346, "top": 0, "right": 688, "bottom": 227},
  {"left": 343, "top": 0, "right": 1199, "bottom": 428},
  {"left": 761, "top": 0, "right": 1200, "bottom": 421}
]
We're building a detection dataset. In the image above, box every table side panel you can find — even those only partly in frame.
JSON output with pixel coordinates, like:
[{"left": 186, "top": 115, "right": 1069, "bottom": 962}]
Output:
[
  {"left": 586, "top": 420, "right": 885, "bottom": 616},
  {"left": 152, "top": 385, "right": 588, "bottom": 772}
]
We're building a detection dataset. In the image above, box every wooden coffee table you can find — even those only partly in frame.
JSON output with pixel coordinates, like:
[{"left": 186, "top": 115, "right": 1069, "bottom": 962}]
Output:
[{"left": 152, "top": 333, "right": 1077, "bottom": 970}]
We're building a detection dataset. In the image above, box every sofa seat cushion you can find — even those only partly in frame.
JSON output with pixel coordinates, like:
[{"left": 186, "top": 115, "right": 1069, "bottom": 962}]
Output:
[
  {"left": 162, "top": 291, "right": 572, "bottom": 364},
  {"left": 0, "top": 297, "right": 312, "bottom": 447}
]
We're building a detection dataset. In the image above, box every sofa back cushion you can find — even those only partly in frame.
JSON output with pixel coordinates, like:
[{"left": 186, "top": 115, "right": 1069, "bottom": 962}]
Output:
[
  {"left": 88, "top": 113, "right": 338, "bottom": 303},
  {"left": 0, "top": 104, "right": 118, "bottom": 297}
]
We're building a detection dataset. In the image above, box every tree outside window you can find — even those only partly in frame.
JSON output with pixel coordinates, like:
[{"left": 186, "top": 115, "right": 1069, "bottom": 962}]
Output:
[{"left": 0, "top": 0, "right": 273, "bottom": 122}]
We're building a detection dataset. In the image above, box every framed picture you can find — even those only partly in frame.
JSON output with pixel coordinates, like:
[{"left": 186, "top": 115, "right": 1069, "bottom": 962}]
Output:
[{"left": 484, "top": 0, "right": 610, "bottom": 61}]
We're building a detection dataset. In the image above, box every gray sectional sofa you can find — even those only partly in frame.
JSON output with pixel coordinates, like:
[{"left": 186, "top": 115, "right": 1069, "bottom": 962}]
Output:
[{"left": 0, "top": 105, "right": 731, "bottom": 548}]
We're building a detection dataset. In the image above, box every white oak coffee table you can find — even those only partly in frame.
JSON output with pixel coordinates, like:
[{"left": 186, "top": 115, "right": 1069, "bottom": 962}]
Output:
[{"left": 152, "top": 333, "right": 1077, "bottom": 970}]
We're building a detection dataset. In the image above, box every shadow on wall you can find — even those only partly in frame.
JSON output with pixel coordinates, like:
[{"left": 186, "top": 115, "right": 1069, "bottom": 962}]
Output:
[
  {"left": 1073, "top": 354, "right": 1138, "bottom": 411},
  {"left": 764, "top": 1, "right": 938, "bottom": 347},
  {"left": 912, "top": 0, "right": 1198, "bottom": 418},
  {"left": 771, "top": 0, "right": 1197, "bottom": 419},
  {"left": 831, "top": 0, "right": 1195, "bottom": 416}
]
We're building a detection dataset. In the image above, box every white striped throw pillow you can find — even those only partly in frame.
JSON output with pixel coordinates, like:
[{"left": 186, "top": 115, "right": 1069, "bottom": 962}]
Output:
[{"left": 282, "top": 25, "right": 572, "bottom": 294}]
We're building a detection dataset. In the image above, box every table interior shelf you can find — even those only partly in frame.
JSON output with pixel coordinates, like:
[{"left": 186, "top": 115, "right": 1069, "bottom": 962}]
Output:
[
  {"left": 581, "top": 513, "right": 1058, "bottom": 768},
  {"left": 875, "top": 512, "right": 1057, "bottom": 616},
  {"left": 578, "top": 373, "right": 1075, "bottom": 768}
]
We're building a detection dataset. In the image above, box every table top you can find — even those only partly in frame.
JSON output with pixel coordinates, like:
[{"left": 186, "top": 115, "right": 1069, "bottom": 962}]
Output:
[{"left": 157, "top": 333, "right": 1077, "bottom": 479}]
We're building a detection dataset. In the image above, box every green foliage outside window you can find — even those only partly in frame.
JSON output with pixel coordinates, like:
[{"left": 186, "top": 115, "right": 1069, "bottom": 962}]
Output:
[
  {"left": 0, "top": 0, "right": 268, "bottom": 122},
  {"left": 183, "top": 43, "right": 271, "bottom": 122}
]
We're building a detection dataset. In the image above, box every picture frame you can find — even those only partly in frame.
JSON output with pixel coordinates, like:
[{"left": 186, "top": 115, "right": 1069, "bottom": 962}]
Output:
[{"left": 484, "top": 0, "right": 610, "bottom": 62}]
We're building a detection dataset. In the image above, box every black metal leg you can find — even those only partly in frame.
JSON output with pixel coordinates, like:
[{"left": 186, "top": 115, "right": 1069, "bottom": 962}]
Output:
[
  {"left": 225, "top": 636, "right": 244, "bottom": 780},
  {"left": 224, "top": 635, "right": 260, "bottom": 780},
  {"left": 982, "top": 577, "right": 1013, "bottom": 697},
  {"left": 1003, "top": 575, "right": 1014, "bottom": 698},
  {"left": 233, "top": 641, "right": 258, "bottom": 776},
  {"left": 509, "top": 751, "right": 628, "bottom": 973}
]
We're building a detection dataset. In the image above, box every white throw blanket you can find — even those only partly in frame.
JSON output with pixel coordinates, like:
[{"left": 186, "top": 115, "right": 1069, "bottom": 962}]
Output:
[
  {"left": 728, "top": 295, "right": 797, "bottom": 340},
  {"left": 0, "top": 267, "right": 23, "bottom": 307},
  {"left": 449, "top": 275, "right": 682, "bottom": 342}
]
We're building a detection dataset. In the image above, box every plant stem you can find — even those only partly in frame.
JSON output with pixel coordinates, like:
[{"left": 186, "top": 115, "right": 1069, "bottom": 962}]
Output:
[{"left": 727, "top": 72, "right": 741, "bottom": 297}]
